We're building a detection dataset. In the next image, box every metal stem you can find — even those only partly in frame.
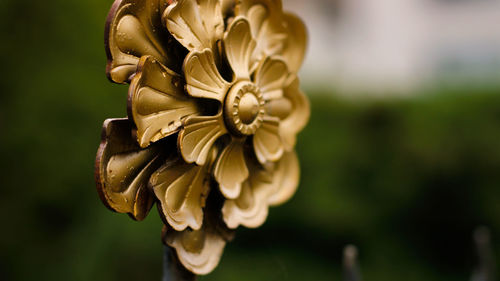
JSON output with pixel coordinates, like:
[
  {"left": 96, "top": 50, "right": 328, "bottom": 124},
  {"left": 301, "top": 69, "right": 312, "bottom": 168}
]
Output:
[
  {"left": 343, "top": 244, "right": 362, "bottom": 281},
  {"left": 471, "top": 226, "right": 496, "bottom": 281}
]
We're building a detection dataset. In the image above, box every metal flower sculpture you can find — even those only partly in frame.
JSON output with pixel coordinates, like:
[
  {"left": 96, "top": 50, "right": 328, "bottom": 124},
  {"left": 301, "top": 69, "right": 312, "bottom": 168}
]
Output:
[{"left": 95, "top": 0, "right": 309, "bottom": 275}]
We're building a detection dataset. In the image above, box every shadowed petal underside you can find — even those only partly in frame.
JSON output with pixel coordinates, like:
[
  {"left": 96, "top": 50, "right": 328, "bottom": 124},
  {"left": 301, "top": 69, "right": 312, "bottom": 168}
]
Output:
[{"left": 95, "top": 118, "right": 168, "bottom": 221}]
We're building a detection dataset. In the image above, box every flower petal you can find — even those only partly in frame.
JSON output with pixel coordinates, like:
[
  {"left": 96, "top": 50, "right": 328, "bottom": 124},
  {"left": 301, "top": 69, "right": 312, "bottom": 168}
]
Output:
[
  {"left": 129, "top": 56, "right": 201, "bottom": 148},
  {"left": 150, "top": 160, "right": 210, "bottom": 231},
  {"left": 214, "top": 138, "right": 249, "bottom": 199},
  {"left": 280, "top": 76, "right": 310, "bottom": 151},
  {"left": 254, "top": 57, "right": 289, "bottom": 100},
  {"left": 165, "top": 0, "right": 224, "bottom": 52},
  {"left": 164, "top": 209, "right": 234, "bottom": 275},
  {"left": 223, "top": 17, "right": 257, "bottom": 80},
  {"left": 222, "top": 150, "right": 300, "bottom": 228},
  {"left": 105, "top": 0, "right": 180, "bottom": 83},
  {"left": 281, "top": 12, "right": 308, "bottom": 73},
  {"left": 267, "top": 150, "right": 300, "bottom": 206},
  {"left": 178, "top": 113, "right": 228, "bottom": 165},
  {"left": 184, "top": 49, "right": 231, "bottom": 102},
  {"left": 264, "top": 97, "right": 292, "bottom": 120},
  {"left": 165, "top": 228, "right": 225, "bottom": 275},
  {"left": 222, "top": 171, "right": 270, "bottom": 229},
  {"left": 95, "top": 118, "right": 169, "bottom": 221},
  {"left": 253, "top": 117, "right": 284, "bottom": 164},
  {"left": 235, "top": 0, "right": 287, "bottom": 62}
]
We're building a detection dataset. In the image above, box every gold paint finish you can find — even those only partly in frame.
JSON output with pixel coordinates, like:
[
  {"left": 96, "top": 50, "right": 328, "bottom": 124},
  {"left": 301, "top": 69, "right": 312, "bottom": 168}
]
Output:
[
  {"left": 150, "top": 158, "right": 210, "bottom": 231},
  {"left": 95, "top": 118, "right": 168, "bottom": 221},
  {"left": 224, "top": 81, "right": 265, "bottom": 136},
  {"left": 213, "top": 138, "right": 249, "bottom": 199},
  {"left": 165, "top": 0, "right": 224, "bottom": 53},
  {"left": 162, "top": 209, "right": 235, "bottom": 275},
  {"left": 105, "top": 0, "right": 182, "bottom": 83},
  {"left": 239, "top": 94, "right": 260, "bottom": 124},
  {"left": 129, "top": 56, "right": 201, "bottom": 147},
  {"left": 222, "top": 151, "right": 300, "bottom": 228},
  {"left": 97, "top": 0, "right": 309, "bottom": 275}
]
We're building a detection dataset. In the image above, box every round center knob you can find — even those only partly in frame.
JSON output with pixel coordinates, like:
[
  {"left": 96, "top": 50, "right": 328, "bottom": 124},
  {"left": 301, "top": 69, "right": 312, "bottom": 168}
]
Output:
[
  {"left": 239, "top": 93, "right": 260, "bottom": 124},
  {"left": 224, "top": 81, "right": 265, "bottom": 136}
]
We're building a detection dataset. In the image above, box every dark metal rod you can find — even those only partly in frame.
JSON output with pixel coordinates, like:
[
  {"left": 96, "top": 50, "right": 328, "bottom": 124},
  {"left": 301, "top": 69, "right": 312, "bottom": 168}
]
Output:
[
  {"left": 343, "top": 244, "right": 362, "bottom": 281},
  {"left": 471, "top": 226, "right": 496, "bottom": 281}
]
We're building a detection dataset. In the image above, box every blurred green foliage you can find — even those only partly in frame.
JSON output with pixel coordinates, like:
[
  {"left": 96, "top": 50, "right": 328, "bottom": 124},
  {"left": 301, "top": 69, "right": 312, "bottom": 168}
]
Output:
[{"left": 1, "top": 1, "right": 499, "bottom": 281}]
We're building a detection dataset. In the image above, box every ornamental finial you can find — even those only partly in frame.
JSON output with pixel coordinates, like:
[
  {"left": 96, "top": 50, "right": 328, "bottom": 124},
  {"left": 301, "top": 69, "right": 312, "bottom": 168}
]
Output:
[{"left": 95, "top": 0, "right": 309, "bottom": 275}]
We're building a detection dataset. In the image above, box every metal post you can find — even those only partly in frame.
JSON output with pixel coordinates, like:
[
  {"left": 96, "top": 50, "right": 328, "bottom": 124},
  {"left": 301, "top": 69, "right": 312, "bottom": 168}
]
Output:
[
  {"left": 471, "top": 226, "right": 496, "bottom": 281},
  {"left": 343, "top": 245, "right": 362, "bottom": 281}
]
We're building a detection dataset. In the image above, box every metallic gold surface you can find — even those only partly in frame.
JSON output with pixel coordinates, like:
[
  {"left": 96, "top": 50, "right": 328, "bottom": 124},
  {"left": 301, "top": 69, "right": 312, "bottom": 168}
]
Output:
[
  {"left": 97, "top": 0, "right": 309, "bottom": 275},
  {"left": 129, "top": 56, "right": 201, "bottom": 147},
  {"left": 95, "top": 118, "right": 168, "bottom": 221},
  {"left": 223, "top": 81, "right": 265, "bottom": 136},
  {"left": 105, "top": 0, "right": 183, "bottom": 83},
  {"left": 162, "top": 207, "right": 235, "bottom": 275}
]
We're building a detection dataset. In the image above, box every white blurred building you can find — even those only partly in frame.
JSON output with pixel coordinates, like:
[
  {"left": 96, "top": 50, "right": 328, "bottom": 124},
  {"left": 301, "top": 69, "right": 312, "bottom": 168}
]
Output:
[{"left": 284, "top": 0, "right": 500, "bottom": 95}]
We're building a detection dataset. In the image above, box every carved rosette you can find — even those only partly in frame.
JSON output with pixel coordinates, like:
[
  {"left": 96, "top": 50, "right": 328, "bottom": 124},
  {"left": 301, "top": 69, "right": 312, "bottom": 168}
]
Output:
[{"left": 96, "top": 0, "right": 309, "bottom": 275}]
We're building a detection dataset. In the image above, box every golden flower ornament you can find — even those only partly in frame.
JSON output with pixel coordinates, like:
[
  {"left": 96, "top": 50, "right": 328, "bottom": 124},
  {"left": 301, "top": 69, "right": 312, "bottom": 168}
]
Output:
[{"left": 95, "top": 0, "right": 309, "bottom": 275}]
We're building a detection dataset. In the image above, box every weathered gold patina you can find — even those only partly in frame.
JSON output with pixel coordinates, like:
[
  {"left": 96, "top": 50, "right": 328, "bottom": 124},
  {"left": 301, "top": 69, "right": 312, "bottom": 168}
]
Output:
[{"left": 96, "top": 0, "right": 309, "bottom": 275}]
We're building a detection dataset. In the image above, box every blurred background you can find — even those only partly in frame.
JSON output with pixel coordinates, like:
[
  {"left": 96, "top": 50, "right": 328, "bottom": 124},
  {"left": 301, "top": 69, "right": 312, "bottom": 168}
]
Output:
[{"left": 0, "top": 0, "right": 499, "bottom": 280}]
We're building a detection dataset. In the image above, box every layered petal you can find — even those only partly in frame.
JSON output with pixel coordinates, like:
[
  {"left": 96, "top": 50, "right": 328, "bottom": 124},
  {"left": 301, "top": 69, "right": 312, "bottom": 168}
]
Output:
[
  {"left": 129, "top": 56, "right": 201, "bottom": 148},
  {"left": 95, "top": 118, "right": 169, "bottom": 221},
  {"left": 253, "top": 116, "right": 284, "bottom": 164},
  {"left": 150, "top": 159, "right": 210, "bottom": 231},
  {"left": 178, "top": 113, "right": 228, "bottom": 165},
  {"left": 105, "top": 0, "right": 179, "bottom": 83},
  {"left": 184, "top": 49, "right": 231, "bottom": 102},
  {"left": 279, "top": 76, "right": 310, "bottom": 151},
  {"left": 267, "top": 150, "right": 300, "bottom": 206},
  {"left": 223, "top": 17, "right": 257, "bottom": 80},
  {"left": 281, "top": 12, "right": 308, "bottom": 73},
  {"left": 164, "top": 210, "right": 234, "bottom": 275},
  {"left": 222, "top": 167, "right": 271, "bottom": 229},
  {"left": 222, "top": 150, "right": 300, "bottom": 228},
  {"left": 165, "top": 0, "right": 224, "bottom": 52},
  {"left": 254, "top": 57, "right": 289, "bottom": 100},
  {"left": 165, "top": 228, "right": 225, "bottom": 275},
  {"left": 235, "top": 0, "right": 287, "bottom": 62},
  {"left": 214, "top": 138, "right": 249, "bottom": 199},
  {"left": 264, "top": 96, "right": 292, "bottom": 120}
]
